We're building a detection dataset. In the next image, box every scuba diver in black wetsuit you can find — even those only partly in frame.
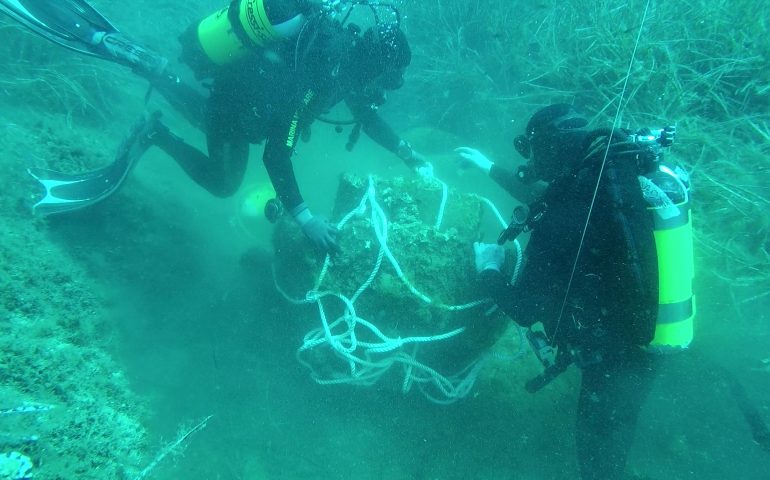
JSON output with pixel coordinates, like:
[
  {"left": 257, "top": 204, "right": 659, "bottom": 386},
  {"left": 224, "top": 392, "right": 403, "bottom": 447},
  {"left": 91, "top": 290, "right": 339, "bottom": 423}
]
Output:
[
  {"left": 151, "top": 8, "right": 428, "bottom": 255},
  {"left": 2, "top": 0, "right": 430, "bottom": 254},
  {"left": 465, "top": 104, "right": 692, "bottom": 480}
]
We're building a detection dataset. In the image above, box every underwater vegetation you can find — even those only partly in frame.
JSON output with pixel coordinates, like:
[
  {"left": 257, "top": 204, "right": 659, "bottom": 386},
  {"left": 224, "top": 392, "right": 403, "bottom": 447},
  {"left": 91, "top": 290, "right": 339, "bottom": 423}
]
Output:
[{"left": 402, "top": 0, "right": 770, "bottom": 292}]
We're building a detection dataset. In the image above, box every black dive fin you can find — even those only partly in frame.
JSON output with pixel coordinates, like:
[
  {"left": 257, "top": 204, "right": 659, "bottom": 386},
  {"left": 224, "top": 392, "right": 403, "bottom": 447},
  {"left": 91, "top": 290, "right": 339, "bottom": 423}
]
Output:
[
  {"left": 28, "top": 112, "right": 162, "bottom": 216},
  {"left": 0, "top": 0, "right": 119, "bottom": 58},
  {"left": 0, "top": 0, "right": 169, "bottom": 76}
]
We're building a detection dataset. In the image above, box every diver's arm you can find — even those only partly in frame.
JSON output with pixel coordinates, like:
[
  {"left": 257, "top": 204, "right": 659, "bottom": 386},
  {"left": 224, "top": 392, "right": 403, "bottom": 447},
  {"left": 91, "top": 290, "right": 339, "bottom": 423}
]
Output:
[
  {"left": 262, "top": 86, "right": 320, "bottom": 211},
  {"left": 345, "top": 97, "right": 429, "bottom": 171},
  {"left": 262, "top": 135, "right": 304, "bottom": 212},
  {"left": 263, "top": 101, "right": 339, "bottom": 253},
  {"left": 456, "top": 147, "right": 542, "bottom": 203},
  {"left": 490, "top": 164, "right": 522, "bottom": 195},
  {"left": 346, "top": 98, "right": 401, "bottom": 152},
  {"left": 262, "top": 134, "right": 339, "bottom": 253},
  {"left": 479, "top": 269, "right": 537, "bottom": 328},
  {"left": 489, "top": 164, "right": 542, "bottom": 204}
]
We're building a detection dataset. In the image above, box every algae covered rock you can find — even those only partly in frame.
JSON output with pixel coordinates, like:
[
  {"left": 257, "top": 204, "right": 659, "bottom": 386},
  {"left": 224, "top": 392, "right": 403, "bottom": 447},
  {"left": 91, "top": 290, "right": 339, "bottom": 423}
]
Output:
[
  {"left": 0, "top": 212, "right": 146, "bottom": 480},
  {"left": 273, "top": 174, "right": 510, "bottom": 401}
]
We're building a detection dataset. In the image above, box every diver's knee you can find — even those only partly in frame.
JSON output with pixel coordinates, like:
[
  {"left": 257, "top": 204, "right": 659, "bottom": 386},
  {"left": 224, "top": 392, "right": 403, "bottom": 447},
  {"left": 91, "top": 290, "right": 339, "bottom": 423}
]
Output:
[{"left": 207, "top": 179, "right": 241, "bottom": 198}]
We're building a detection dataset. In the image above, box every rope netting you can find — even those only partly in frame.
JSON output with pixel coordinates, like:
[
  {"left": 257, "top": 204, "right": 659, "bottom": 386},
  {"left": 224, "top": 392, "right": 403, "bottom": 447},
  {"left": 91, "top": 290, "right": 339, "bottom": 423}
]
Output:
[{"left": 274, "top": 175, "right": 524, "bottom": 403}]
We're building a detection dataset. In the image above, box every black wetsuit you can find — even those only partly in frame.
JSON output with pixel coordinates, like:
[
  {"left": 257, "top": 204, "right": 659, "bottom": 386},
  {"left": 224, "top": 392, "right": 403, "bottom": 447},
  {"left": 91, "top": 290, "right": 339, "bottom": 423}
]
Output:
[
  {"left": 152, "top": 18, "right": 403, "bottom": 212},
  {"left": 483, "top": 138, "right": 659, "bottom": 480}
]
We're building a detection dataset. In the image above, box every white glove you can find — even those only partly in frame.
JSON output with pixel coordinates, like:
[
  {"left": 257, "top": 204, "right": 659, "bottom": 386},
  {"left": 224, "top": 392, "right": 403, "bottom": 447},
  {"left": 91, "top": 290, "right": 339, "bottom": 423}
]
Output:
[
  {"left": 473, "top": 242, "right": 505, "bottom": 273},
  {"left": 397, "top": 140, "right": 434, "bottom": 180},
  {"left": 292, "top": 204, "right": 340, "bottom": 254},
  {"left": 416, "top": 161, "right": 434, "bottom": 180},
  {"left": 455, "top": 147, "right": 493, "bottom": 174}
]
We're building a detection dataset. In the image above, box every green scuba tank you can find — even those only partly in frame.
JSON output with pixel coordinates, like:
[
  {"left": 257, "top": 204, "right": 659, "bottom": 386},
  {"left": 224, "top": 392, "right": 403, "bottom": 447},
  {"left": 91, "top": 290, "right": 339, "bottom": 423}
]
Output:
[
  {"left": 642, "top": 163, "right": 695, "bottom": 351},
  {"left": 179, "top": 0, "right": 307, "bottom": 77}
]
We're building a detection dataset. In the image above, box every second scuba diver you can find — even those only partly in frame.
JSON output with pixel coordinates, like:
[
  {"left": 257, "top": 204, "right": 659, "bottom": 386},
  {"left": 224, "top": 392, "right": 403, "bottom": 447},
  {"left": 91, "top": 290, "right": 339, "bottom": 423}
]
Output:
[{"left": 463, "top": 103, "right": 693, "bottom": 480}]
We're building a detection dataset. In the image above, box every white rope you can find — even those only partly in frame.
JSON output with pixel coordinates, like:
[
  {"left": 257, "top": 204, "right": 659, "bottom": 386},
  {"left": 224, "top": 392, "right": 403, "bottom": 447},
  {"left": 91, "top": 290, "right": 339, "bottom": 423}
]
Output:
[
  {"left": 473, "top": 194, "right": 508, "bottom": 228},
  {"left": 275, "top": 175, "right": 499, "bottom": 402},
  {"left": 274, "top": 175, "right": 533, "bottom": 401},
  {"left": 434, "top": 178, "right": 449, "bottom": 230},
  {"left": 511, "top": 237, "right": 523, "bottom": 285}
]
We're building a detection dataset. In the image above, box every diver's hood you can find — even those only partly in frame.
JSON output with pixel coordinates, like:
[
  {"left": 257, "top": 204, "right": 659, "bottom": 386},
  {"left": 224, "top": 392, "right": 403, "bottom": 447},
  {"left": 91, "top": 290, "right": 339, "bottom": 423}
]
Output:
[{"left": 347, "top": 24, "right": 411, "bottom": 90}]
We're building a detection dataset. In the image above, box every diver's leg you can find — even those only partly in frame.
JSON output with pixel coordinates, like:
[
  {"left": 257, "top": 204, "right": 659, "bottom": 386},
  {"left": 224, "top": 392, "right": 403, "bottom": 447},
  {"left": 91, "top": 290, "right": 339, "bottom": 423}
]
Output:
[
  {"left": 152, "top": 123, "right": 249, "bottom": 198},
  {"left": 149, "top": 75, "right": 208, "bottom": 131},
  {"left": 575, "top": 348, "right": 656, "bottom": 480},
  {"left": 203, "top": 130, "right": 250, "bottom": 197}
]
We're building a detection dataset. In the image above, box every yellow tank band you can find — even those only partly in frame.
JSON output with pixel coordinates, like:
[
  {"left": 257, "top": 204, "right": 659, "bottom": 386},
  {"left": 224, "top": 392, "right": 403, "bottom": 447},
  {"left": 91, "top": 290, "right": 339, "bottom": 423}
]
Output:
[
  {"left": 655, "top": 216, "right": 694, "bottom": 304},
  {"left": 239, "top": 0, "right": 279, "bottom": 46},
  {"left": 197, "top": 6, "right": 248, "bottom": 65}
]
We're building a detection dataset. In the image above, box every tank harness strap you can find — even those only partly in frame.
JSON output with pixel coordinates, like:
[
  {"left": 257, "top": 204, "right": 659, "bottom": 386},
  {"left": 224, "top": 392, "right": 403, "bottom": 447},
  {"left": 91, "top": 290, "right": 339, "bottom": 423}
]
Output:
[
  {"left": 227, "top": 0, "right": 253, "bottom": 50},
  {"left": 657, "top": 299, "right": 694, "bottom": 324}
]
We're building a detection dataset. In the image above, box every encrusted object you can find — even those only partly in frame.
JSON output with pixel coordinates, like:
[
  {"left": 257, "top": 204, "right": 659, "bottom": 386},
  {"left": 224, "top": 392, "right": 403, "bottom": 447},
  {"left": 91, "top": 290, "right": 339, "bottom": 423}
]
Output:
[{"left": 274, "top": 174, "right": 510, "bottom": 382}]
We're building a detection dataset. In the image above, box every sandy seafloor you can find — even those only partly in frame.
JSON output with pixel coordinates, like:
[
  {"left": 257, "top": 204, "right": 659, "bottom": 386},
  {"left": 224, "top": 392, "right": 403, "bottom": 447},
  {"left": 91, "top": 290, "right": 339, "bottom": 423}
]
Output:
[{"left": 1, "top": 1, "right": 769, "bottom": 479}]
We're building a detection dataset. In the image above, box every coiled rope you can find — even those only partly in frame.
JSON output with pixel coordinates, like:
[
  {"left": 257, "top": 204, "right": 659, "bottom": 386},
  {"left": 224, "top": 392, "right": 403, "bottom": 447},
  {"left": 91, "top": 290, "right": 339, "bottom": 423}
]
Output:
[{"left": 275, "top": 175, "right": 523, "bottom": 402}]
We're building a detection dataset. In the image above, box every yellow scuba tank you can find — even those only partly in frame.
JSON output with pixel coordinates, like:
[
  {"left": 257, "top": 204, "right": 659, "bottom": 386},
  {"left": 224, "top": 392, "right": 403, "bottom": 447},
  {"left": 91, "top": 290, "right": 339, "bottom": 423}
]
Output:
[
  {"left": 180, "top": 0, "right": 307, "bottom": 77},
  {"left": 236, "top": 182, "right": 278, "bottom": 244},
  {"left": 642, "top": 162, "right": 695, "bottom": 351}
]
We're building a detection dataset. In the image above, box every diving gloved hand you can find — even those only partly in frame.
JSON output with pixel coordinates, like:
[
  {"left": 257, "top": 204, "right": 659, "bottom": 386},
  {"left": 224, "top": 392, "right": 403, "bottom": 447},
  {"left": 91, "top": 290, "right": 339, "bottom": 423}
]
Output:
[
  {"left": 292, "top": 204, "right": 340, "bottom": 255},
  {"left": 454, "top": 147, "right": 493, "bottom": 174},
  {"left": 416, "top": 160, "right": 434, "bottom": 180},
  {"left": 397, "top": 140, "right": 433, "bottom": 178},
  {"left": 473, "top": 242, "right": 505, "bottom": 273}
]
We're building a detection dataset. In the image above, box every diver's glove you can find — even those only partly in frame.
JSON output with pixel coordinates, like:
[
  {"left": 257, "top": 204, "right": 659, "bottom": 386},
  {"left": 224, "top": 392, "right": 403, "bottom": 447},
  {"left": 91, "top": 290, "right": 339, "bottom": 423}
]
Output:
[
  {"left": 473, "top": 242, "right": 505, "bottom": 273},
  {"left": 397, "top": 140, "right": 433, "bottom": 178},
  {"left": 454, "top": 147, "right": 493, "bottom": 174},
  {"left": 416, "top": 161, "right": 434, "bottom": 180},
  {"left": 292, "top": 204, "right": 340, "bottom": 255}
]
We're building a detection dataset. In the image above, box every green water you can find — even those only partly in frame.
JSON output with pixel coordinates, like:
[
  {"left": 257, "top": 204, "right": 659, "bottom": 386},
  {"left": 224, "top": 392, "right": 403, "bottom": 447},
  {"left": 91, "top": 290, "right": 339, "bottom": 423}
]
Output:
[{"left": 1, "top": 1, "right": 768, "bottom": 479}]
